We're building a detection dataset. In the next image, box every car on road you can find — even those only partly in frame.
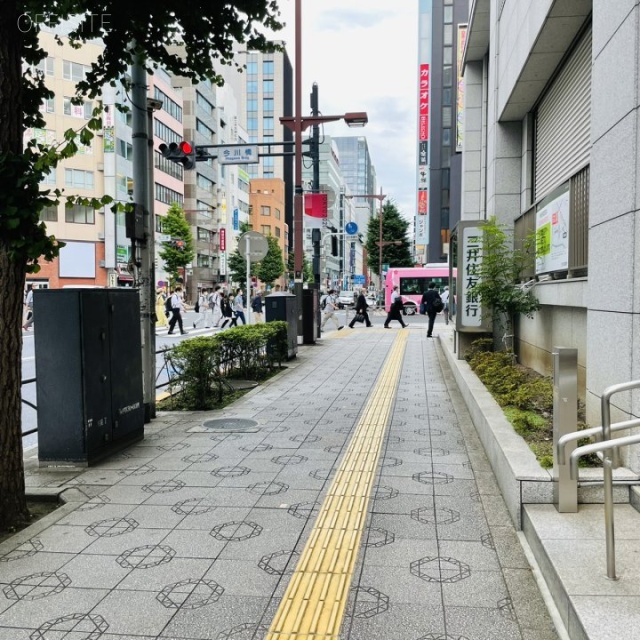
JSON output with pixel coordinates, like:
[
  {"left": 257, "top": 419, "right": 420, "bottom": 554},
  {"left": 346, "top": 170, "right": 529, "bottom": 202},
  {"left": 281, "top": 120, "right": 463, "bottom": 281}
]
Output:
[{"left": 337, "top": 291, "right": 355, "bottom": 308}]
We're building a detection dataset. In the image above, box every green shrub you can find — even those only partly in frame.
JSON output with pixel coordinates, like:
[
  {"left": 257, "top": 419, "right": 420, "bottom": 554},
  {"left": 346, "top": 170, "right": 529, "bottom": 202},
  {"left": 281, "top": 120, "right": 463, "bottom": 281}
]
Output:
[
  {"left": 464, "top": 337, "right": 494, "bottom": 362},
  {"left": 167, "top": 322, "right": 288, "bottom": 410}
]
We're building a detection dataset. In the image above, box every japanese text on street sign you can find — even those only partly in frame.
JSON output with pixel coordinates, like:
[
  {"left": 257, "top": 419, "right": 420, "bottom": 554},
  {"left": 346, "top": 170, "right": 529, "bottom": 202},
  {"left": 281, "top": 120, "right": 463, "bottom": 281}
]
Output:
[
  {"left": 219, "top": 145, "right": 259, "bottom": 165},
  {"left": 460, "top": 226, "right": 482, "bottom": 327}
]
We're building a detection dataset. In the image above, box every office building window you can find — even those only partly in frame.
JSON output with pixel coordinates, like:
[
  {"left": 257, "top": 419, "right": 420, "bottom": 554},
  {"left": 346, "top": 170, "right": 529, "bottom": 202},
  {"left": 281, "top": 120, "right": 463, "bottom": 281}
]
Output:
[
  {"left": 443, "top": 66, "right": 453, "bottom": 87},
  {"left": 63, "top": 97, "right": 92, "bottom": 119},
  {"left": 197, "top": 254, "right": 211, "bottom": 268},
  {"left": 261, "top": 206, "right": 271, "bottom": 216},
  {"left": 117, "top": 138, "right": 133, "bottom": 160},
  {"left": 155, "top": 214, "right": 163, "bottom": 232},
  {"left": 263, "top": 60, "right": 274, "bottom": 75},
  {"left": 444, "top": 6, "right": 453, "bottom": 23},
  {"left": 197, "top": 174, "right": 215, "bottom": 193},
  {"left": 275, "top": 226, "right": 281, "bottom": 238},
  {"left": 263, "top": 117, "right": 274, "bottom": 132},
  {"left": 247, "top": 99, "right": 258, "bottom": 111},
  {"left": 263, "top": 156, "right": 274, "bottom": 167},
  {"left": 443, "top": 88, "right": 452, "bottom": 106},
  {"left": 442, "top": 106, "right": 452, "bottom": 127},
  {"left": 275, "top": 208, "right": 281, "bottom": 220},
  {"left": 154, "top": 120, "right": 181, "bottom": 145},
  {"left": 443, "top": 128, "right": 451, "bottom": 146},
  {"left": 263, "top": 79, "right": 274, "bottom": 96},
  {"left": 263, "top": 98, "right": 274, "bottom": 113},
  {"left": 441, "top": 169, "right": 450, "bottom": 189},
  {"left": 196, "top": 92, "right": 214, "bottom": 115},
  {"left": 65, "top": 204, "right": 95, "bottom": 224},
  {"left": 444, "top": 46, "right": 452, "bottom": 65},
  {"left": 40, "top": 205, "right": 58, "bottom": 221},
  {"left": 153, "top": 87, "right": 182, "bottom": 122},
  {"left": 247, "top": 81, "right": 258, "bottom": 94},
  {"left": 444, "top": 25, "right": 453, "bottom": 46},
  {"left": 154, "top": 151, "right": 184, "bottom": 180},
  {"left": 442, "top": 189, "right": 450, "bottom": 207},
  {"left": 42, "top": 168, "right": 56, "bottom": 185},
  {"left": 63, "top": 60, "right": 90, "bottom": 81},
  {"left": 35, "top": 56, "right": 54, "bottom": 77},
  {"left": 246, "top": 61, "right": 258, "bottom": 75},
  {"left": 196, "top": 118, "right": 215, "bottom": 141},
  {"left": 247, "top": 117, "right": 258, "bottom": 131},
  {"left": 65, "top": 169, "right": 94, "bottom": 189},
  {"left": 41, "top": 97, "right": 55, "bottom": 113},
  {"left": 155, "top": 183, "right": 184, "bottom": 205},
  {"left": 261, "top": 225, "right": 271, "bottom": 235}
]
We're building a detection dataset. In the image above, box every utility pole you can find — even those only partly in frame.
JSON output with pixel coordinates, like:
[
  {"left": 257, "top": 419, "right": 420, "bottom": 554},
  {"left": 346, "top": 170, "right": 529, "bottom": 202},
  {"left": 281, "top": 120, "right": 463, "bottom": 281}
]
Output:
[
  {"left": 131, "top": 54, "right": 155, "bottom": 422},
  {"left": 310, "top": 83, "right": 322, "bottom": 336}
]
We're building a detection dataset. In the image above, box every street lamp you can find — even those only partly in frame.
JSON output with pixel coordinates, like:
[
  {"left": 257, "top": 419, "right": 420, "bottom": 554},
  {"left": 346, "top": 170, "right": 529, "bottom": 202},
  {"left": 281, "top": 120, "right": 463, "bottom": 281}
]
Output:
[{"left": 279, "top": 0, "right": 368, "bottom": 342}]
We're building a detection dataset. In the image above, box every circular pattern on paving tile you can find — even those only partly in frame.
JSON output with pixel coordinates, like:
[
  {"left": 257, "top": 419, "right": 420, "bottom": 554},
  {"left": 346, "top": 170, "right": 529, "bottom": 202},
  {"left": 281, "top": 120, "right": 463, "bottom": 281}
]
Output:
[
  {"left": 239, "top": 443, "right": 273, "bottom": 453},
  {"left": 267, "top": 425, "right": 290, "bottom": 433},
  {"left": 324, "top": 445, "right": 343, "bottom": 454},
  {"left": 246, "top": 481, "right": 289, "bottom": 496},
  {"left": 415, "top": 428, "right": 443, "bottom": 437},
  {"left": 210, "top": 521, "right": 263, "bottom": 542},
  {"left": 172, "top": 497, "right": 217, "bottom": 516},
  {"left": 4, "top": 571, "right": 71, "bottom": 601},
  {"left": 157, "top": 578, "right": 224, "bottom": 609},
  {"left": 386, "top": 436, "right": 405, "bottom": 445},
  {"left": 287, "top": 502, "right": 320, "bottom": 520},
  {"left": 277, "top": 412, "right": 302, "bottom": 418},
  {"left": 410, "top": 556, "right": 471, "bottom": 583},
  {"left": 30, "top": 613, "right": 109, "bottom": 640},
  {"left": 210, "top": 465, "right": 251, "bottom": 478},
  {"left": 469, "top": 490, "right": 481, "bottom": 503},
  {"left": 141, "top": 479, "right": 186, "bottom": 494},
  {"left": 380, "top": 456, "right": 403, "bottom": 468},
  {"left": 498, "top": 596, "right": 516, "bottom": 620},
  {"left": 217, "top": 622, "right": 271, "bottom": 639},
  {"left": 335, "top": 426, "right": 354, "bottom": 434},
  {"left": 309, "top": 468, "right": 335, "bottom": 481},
  {"left": 481, "top": 533, "right": 496, "bottom": 550},
  {"left": 289, "top": 434, "right": 321, "bottom": 444},
  {"left": 210, "top": 433, "right": 243, "bottom": 443},
  {"left": 118, "top": 464, "right": 157, "bottom": 476},
  {"left": 156, "top": 442, "right": 190, "bottom": 451},
  {"left": 364, "top": 528, "right": 395, "bottom": 548},
  {"left": 0, "top": 538, "right": 43, "bottom": 563},
  {"left": 412, "top": 471, "right": 454, "bottom": 485},
  {"left": 182, "top": 453, "right": 218, "bottom": 464},
  {"left": 117, "top": 544, "right": 176, "bottom": 569},
  {"left": 303, "top": 418, "right": 333, "bottom": 426},
  {"left": 258, "top": 549, "right": 301, "bottom": 575},
  {"left": 411, "top": 507, "right": 460, "bottom": 525},
  {"left": 414, "top": 448, "right": 449, "bottom": 457},
  {"left": 347, "top": 585, "right": 390, "bottom": 619},
  {"left": 271, "top": 454, "right": 307, "bottom": 466},
  {"left": 76, "top": 494, "right": 112, "bottom": 513},
  {"left": 85, "top": 517, "right": 138, "bottom": 538},
  {"left": 372, "top": 485, "right": 399, "bottom": 500}
]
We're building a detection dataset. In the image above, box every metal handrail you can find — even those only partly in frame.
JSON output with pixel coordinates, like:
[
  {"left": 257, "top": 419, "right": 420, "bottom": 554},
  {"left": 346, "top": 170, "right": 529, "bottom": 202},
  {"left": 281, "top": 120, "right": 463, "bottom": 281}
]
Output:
[{"left": 559, "top": 379, "right": 640, "bottom": 580}]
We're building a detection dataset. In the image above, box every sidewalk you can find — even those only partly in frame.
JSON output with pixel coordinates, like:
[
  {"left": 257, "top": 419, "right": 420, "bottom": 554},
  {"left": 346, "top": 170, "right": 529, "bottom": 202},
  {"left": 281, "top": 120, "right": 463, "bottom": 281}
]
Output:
[{"left": 2, "top": 322, "right": 557, "bottom": 639}]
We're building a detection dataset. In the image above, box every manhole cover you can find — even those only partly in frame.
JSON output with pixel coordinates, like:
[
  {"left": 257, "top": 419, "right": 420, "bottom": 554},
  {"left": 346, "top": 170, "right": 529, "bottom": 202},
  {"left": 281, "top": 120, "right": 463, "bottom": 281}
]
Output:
[{"left": 201, "top": 418, "right": 259, "bottom": 433}]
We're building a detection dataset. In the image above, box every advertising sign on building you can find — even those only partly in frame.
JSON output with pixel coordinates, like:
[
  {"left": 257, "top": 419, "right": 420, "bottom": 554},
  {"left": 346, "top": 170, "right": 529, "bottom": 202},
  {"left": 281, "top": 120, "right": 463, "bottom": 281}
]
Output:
[
  {"left": 418, "top": 190, "right": 428, "bottom": 215},
  {"left": 103, "top": 127, "right": 114, "bottom": 153},
  {"left": 535, "top": 188, "right": 570, "bottom": 274},
  {"left": 304, "top": 193, "right": 328, "bottom": 230},
  {"left": 233, "top": 208, "right": 239, "bottom": 231},
  {"left": 456, "top": 24, "right": 468, "bottom": 152},
  {"left": 419, "top": 63, "right": 430, "bottom": 142},
  {"left": 219, "top": 228, "right": 226, "bottom": 252},
  {"left": 419, "top": 141, "right": 429, "bottom": 165},
  {"left": 415, "top": 215, "right": 428, "bottom": 245},
  {"left": 219, "top": 252, "right": 227, "bottom": 276},
  {"left": 418, "top": 166, "right": 428, "bottom": 188}
]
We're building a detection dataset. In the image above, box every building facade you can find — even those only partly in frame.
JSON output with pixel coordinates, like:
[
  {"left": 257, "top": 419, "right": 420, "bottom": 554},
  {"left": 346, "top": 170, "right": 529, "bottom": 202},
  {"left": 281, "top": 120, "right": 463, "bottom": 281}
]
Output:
[
  {"left": 416, "top": 0, "right": 468, "bottom": 265},
  {"left": 460, "top": 0, "right": 640, "bottom": 470}
]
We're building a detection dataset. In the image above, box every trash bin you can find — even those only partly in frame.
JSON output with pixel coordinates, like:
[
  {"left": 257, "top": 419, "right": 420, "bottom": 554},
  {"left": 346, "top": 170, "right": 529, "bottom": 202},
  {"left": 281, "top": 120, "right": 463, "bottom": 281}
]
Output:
[
  {"left": 34, "top": 288, "right": 144, "bottom": 466},
  {"left": 264, "top": 292, "right": 298, "bottom": 359}
]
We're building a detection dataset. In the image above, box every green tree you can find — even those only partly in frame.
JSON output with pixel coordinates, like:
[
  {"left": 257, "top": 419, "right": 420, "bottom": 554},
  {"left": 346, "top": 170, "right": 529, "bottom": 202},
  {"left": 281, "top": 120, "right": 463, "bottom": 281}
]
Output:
[
  {"left": 470, "top": 216, "right": 540, "bottom": 351},
  {"left": 256, "top": 235, "right": 285, "bottom": 286},
  {"left": 366, "top": 201, "right": 413, "bottom": 275},
  {"left": 158, "top": 203, "right": 194, "bottom": 285},
  {"left": 0, "top": 1, "right": 283, "bottom": 530},
  {"left": 229, "top": 222, "right": 258, "bottom": 284}
]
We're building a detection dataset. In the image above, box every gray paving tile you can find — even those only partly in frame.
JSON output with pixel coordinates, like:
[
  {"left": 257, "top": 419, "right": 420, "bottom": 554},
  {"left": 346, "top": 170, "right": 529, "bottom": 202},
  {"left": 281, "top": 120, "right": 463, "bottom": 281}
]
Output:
[
  {"left": 125, "top": 505, "right": 187, "bottom": 529},
  {"left": 56, "top": 553, "right": 131, "bottom": 589},
  {"left": 369, "top": 514, "right": 437, "bottom": 541},
  {"left": 116, "top": 557, "right": 213, "bottom": 592},
  {"left": 490, "top": 526, "right": 530, "bottom": 569},
  {"left": 91, "top": 588, "right": 177, "bottom": 636},
  {"left": 445, "top": 605, "right": 523, "bottom": 640},
  {"left": 31, "top": 524, "right": 95, "bottom": 554},
  {"left": 441, "top": 570, "right": 510, "bottom": 609},
  {"left": 437, "top": 540, "right": 500, "bottom": 572},
  {"left": 0, "top": 551, "right": 75, "bottom": 583},
  {"left": 0, "top": 628, "right": 33, "bottom": 639},
  {"left": 160, "top": 528, "right": 227, "bottom": 559},
  {"left": 503, "top": 568, "right": 557, "bottom": 632},
  {"left": 346, "top": 604, "right": 444, "bottom": 640},
  {"left": 85, "top": 527, "right": 172, "bottom": 556},
  {"left": 203, "top": 559, "right": 280, "bottom": 598},
  {"left": 175, "top": 507, "right": 253, "bottom": 531},
  {"left": 363, "top": 535, "right": 439, "bottom": 568}
]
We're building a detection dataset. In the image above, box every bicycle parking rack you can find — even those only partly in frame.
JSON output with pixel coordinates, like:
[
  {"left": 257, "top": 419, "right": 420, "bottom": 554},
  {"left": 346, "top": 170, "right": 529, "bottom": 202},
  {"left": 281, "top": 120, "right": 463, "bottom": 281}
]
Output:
[{"left": 556, "top": 376, "right": 640, "bottom": 580}]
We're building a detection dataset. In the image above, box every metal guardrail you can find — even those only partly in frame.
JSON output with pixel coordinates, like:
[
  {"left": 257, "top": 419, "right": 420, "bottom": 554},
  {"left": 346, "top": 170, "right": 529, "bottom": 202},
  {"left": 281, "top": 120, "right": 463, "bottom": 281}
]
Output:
[
  {"left": 557, "top": 379, "right": 640, "bottom": 580},
  {"left": 21, "top": 347, "right": 173, "bottom": 439}
]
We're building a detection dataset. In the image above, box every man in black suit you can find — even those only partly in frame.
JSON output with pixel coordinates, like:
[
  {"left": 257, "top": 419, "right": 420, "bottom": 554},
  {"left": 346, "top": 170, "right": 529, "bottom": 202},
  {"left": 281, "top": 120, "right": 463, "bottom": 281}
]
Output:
[
  {"left": 348, "top": 289, "right": 373, "bottom": 328},
  {"left": 421, "top": 282, "right": 442, "bottom": 338}
]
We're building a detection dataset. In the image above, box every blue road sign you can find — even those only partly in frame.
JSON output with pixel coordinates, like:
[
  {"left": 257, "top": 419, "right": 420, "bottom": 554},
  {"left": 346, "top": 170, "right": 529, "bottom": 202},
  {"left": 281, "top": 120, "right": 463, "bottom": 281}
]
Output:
[
  {"left": 345, "top": 221, "right": 358, "bottom": 235},
  {"left": 352, "top": 275, "right": 366, "bottom": 285}
]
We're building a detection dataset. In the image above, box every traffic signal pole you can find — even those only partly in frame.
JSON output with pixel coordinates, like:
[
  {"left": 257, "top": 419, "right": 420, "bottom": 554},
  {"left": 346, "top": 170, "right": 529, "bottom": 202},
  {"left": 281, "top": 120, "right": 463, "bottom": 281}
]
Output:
[
  {"left": 311, "top": 83, "right": 322, "bottom": 337},
  {"left": 131, "top": 55, "right": 155, "bottom": 422}
]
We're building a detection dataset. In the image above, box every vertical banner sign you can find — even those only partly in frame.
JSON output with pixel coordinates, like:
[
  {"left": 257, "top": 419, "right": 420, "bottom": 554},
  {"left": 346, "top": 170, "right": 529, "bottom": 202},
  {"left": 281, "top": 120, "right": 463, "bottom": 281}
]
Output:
[
  {"left": 456, "top": 24, "right": 468, "bottom": 152},
  {"left": 219, "top": 252, "right": 227, "bottom": 276},
  {"left": 459, "top": 225, "right": 483, "bottom": 328},
  {"left": 233, "top": 208, "right": 239, "bottom": 231},
  {"left": 535, "top": 187, "right": 570, "bottom": 274},
  {"left": 219, "top": 228, "right": 226, "bottom": 252},
  {"left": 419, "top": 64, "right": 430, "bottom": 142},
  {"left": 415, "top": 63, "right": 430, "bottom": 246}
]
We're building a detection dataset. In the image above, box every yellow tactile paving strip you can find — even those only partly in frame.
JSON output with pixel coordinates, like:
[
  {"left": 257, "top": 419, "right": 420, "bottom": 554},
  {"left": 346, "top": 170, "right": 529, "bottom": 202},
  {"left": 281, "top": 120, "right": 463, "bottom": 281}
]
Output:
[{"left": 266, "top": 331, "right": 408, "bottom": 639}]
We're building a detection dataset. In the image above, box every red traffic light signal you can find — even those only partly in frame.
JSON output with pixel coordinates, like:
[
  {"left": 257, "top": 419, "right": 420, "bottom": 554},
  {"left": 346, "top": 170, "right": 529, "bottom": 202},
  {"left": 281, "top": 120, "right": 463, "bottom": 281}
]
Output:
[{"left": 158, "top": 140, "right": 196, "bottom": 170}]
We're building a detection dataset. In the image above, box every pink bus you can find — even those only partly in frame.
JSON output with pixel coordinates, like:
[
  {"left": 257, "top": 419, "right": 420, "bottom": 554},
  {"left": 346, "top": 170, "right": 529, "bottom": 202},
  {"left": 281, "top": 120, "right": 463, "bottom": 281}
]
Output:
[{"left": 384, "top": 264, "right": 456, "bottom": 314}]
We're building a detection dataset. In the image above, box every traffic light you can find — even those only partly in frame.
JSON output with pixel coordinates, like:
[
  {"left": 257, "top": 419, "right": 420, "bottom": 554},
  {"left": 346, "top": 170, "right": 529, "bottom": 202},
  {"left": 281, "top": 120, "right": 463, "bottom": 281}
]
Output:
[{"left": 158, "top": 140, "right": 196, "bottom": 170}]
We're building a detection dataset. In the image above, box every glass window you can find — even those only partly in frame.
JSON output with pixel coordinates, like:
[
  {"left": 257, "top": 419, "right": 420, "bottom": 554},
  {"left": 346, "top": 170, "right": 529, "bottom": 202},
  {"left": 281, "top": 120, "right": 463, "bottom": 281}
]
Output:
[
  {"left": 65, "top": 204, "right": 95, "bottom": 224},
  {"left": 41, "top": 97, "right": 55, "bottom": 113},
  {"left": 40, "top": 205, "right": 58, "bottom": 221},
  {"left": 441, "top": 169, "right": 450, "bottom": 189},
  {"left": 263, "top": 98, "right": 274, "bottom": 113},
  {"left": 443, "top": 66, "right": 453, "bottom": 87},
  {"left": 63, "top": 60, "right": 89, "bottom": 81},
  {"left": 197, "top": 227, "right": 210, "bottom": 241},
  {"left": 275, "top": 226, "right": 281, "bottom": 238},
  {"left": 247, "top": 117, "right": 258, "bottom": 131},
  {"left": 247, "top": 99, "right": 258, "bottom": 111},
  {"left": 262, "top": 156, "right": 274, "bottom": 167},
  {"left": 153, "top": 87, "right": 182, "bottom": 122},
  {"left": 65, "top": 169, "right": 94, "bottom": 189},
  {"left": 263, "top": 117, "right": 274, "bottom": 132},
  {"left": 263, "top": 79, "right": 274, "bottom": 96},
  {"left": 444, "top": 46, "right": 452, "bottom": 65},
  {"left": 261, "top": 225, "right": 271, "bottom": 235},
  {"left": 35, "top": 56, "right": 54, "bottom": 76},
  {"left": 42, "top": 168, "right": 56, "bottom": 185},
  {"left": 263, "top": 60, "right": 274, "bottom": 75},
  {"left": 196, "top": 92, "right": 214, "bottom": 115},
  {"left": 442, "top": 189, "right": 450, "bottom": 207},
  {"left": 261, "top": 205, "right": 271, "bottom": 216},
  {"left": 246, "top": 80, "right": 258, "bottom": 94},
  {"left": 443, "top": 128, "right": 451, "bottom": 146},
  {"left": 444, "top": 25, "right": 453, "bottom": 46},
  {"left": 197, "top": 254, "right": 211, "bottom": 268},
  {"left": 263, "top": 170, "right": 274, "bottom": 178},
  {"left": 246, "top": 61, "right": 258, "bottom": 75},
  {"left": 444, "top": 6, "right": 453, "bottom": 23},
  {"left": 442, "top": 106, "right": 452, "bottom": 127},
  {"left": 443, "top": 88, "right": 452, "bottom": 106},
  {"left": 275, "top": 208, "right": 281, "bottom": 220}
]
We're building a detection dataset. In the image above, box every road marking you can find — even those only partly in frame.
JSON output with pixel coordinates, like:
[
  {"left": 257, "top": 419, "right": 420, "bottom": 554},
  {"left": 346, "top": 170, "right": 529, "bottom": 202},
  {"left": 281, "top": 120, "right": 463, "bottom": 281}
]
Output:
[{"left": 265, "top": 331, "right": 408, "bottom": 639}]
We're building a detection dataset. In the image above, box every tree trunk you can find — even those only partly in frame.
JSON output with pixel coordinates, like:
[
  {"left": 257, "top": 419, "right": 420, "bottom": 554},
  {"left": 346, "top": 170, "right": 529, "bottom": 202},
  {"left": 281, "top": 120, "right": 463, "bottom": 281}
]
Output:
[
  {"left": 0, "top": 0, "right": 29, "bottom": 530},
  {"left": 0, "top": 248, "right": 29, "bottom": 530}
]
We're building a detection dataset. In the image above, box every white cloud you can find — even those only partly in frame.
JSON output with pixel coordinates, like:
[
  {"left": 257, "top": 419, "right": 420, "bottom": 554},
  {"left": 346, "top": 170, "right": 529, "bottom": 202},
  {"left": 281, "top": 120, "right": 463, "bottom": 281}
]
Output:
[{"left": 267, "top": 0, "right": 418, "bottom": 219}]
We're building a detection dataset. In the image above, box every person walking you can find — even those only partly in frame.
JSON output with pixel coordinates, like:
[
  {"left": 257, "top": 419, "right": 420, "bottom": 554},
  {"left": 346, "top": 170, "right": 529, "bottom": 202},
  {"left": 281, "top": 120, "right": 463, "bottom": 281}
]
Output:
[
  {"left": 348, "top": 289, "right": 373, "bottom": 328},
  {"left": 441, "top": 286, "right": 450, "bottom": 325},
  {"left": 251, "top": 290, "right": 264, "bottom": 323},
  {"left": 155, "top": 288, "right": 168, "bottom": 328},
  {"left": 320, "top": 289, "right": 344, "bottom": 332},
  {"left": 209, "top": 285, "right": 223, "bottom": 328},
  {"left": 167, "top": 286, "right": 188, "bottom": 335},
  {"left": 232, "top": 289, "right": 246, "bottom": 325},
  {"left": 421, "top": 282, "right": 442, "bottom": 338},
  {"left": 219, "top": 292, "right": 234, "bottom": 329},
  {"left": 193, "top": 288, "right": 213, "bottom": 328},
  {"left": 384, "top": 286, "right": 408, "bottom": 329},
  {"left": 23, "top": 284, "right": 34, "bottom": 331}
]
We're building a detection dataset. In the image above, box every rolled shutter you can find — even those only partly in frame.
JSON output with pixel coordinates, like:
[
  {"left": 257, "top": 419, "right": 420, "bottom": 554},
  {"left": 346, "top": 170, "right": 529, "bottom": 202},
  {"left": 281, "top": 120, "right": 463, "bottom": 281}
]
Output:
[{"left": 534, "top": 28, "right": 592, "bottom": 200}]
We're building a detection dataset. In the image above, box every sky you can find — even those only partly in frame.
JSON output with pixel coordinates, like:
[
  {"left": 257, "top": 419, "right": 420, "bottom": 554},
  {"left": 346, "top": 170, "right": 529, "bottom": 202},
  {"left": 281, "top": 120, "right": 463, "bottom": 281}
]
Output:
[{"left": 265, "top": 0, "right": 418, "bottom": 220}]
